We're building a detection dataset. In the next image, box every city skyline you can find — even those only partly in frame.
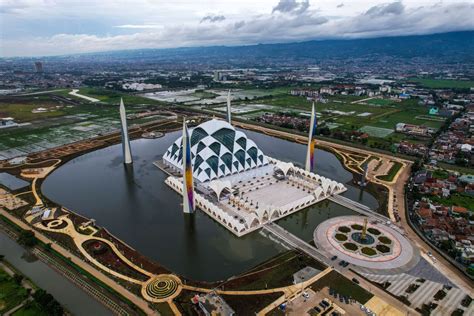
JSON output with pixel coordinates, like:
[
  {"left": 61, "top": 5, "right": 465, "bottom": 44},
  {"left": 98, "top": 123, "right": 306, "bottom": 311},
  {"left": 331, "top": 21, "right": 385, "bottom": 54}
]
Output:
[{"left": 1, "top": 0, "right": 473, "bottom": 57}]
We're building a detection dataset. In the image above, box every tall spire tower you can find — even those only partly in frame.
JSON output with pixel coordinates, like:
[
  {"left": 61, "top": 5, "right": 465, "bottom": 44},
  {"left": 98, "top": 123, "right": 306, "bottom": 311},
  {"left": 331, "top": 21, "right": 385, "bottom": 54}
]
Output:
[
  {"left": 119, "top": 98, "right": 133, "bottom": 164},
  {"left": 182, "top": 119, "right": 195, "bottom": 214},
  {"left": 360, "top": 163, "right": 368, "bottom": 187},
  {"left": 305, "top": 102, "right": 317, "bottom": 172},
  {"left": 226, "top": 90, "right": 232, "bottom": 124}
]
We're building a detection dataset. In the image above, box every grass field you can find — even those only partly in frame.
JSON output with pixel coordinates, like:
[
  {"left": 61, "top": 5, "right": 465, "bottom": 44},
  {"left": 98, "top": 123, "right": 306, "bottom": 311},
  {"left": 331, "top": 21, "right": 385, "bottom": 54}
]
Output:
[
  {"left": 0, "top": 268, "right": 28, "bottom": 314},
  {"left": 190, "top": 90, "right": 218, "bottom": 99},
  {"left": 310, "top": 270, "right": 373, "bottom": 304},
  {"left": 409, "top": 78, "right": 474, "bottom": 89},
  {"left": 366, "top": 98, "right": 396, "bottom": 106},
  {"left": 262, "top": 95, "right": 445, "bottom": 130},
  {"left": 12, "top": 304, "right": 48, "bottom": 316},
  {"left": 430, "top": 193, "right": 474, "bottom": 210},
  {"left": 54, "top": 87, "right": 165, "bottom": 105},
  {"left": 377, "top": 161, "right": 403, "bottom": 182},
  {"left": 0, "top": 96, "right": 67, "bottom": 122}
]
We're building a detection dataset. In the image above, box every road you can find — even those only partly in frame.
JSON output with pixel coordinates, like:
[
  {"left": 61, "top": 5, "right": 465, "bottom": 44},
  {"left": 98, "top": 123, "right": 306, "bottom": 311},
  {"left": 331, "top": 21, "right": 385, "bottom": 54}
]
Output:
[
  {"left": 69, "top": 89, "right": 100, "bottom": 102},
  {"left": 263, "top": 222, "right": 420, "bottom": 315},
  {"left": 328, "top": 195, "right": 388, "bottom": 222},
  {"left": 235, "top": 120, "right": 473, "bottom": 294}
]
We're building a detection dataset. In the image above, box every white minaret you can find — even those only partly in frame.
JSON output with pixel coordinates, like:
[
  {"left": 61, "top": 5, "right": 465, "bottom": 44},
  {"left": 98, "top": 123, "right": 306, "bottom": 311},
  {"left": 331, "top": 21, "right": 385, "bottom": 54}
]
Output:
[
  {"left": 182, "top": 119, "right": 195, "bottom": 214},
  {"left": 226, "top": 90, "right": 232, "bottom": 124},
  {"left": 119, "top": 98, "right": 133, "bottom": 164},
  {"left": 305, "top": 102, "right": 316, "bottom": 172}
]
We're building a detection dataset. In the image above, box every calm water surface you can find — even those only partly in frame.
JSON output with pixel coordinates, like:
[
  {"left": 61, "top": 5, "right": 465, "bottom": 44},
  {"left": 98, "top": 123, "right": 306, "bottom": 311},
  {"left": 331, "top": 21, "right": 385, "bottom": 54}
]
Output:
[
  {"left": 0, "top": 231, "right": 112, "bottom": 316},
  {"left": 42, "top": 130, "right": 378, "bottom": 281}
]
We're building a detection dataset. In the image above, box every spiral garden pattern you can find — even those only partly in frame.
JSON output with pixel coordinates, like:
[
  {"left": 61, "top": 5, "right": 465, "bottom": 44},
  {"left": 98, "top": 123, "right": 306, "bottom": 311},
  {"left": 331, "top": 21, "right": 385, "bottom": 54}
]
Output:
[{"left": 142, "top": 275, "right": 181, "bottom": 302}]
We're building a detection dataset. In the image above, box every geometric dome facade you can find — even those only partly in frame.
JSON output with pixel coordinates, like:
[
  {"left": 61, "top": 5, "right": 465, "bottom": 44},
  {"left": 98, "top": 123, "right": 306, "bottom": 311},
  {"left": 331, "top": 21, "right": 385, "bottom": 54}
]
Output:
[{"left": 163, "top": 119, "right": 268, "bottom": 182}]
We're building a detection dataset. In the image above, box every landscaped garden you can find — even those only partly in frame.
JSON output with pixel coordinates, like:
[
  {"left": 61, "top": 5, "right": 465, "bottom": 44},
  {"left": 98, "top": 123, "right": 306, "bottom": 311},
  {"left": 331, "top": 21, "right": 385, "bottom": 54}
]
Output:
[
  {"left": 379, "top": 236, "right": 392, "bottom": 244},
  {"left": 333, "top": 222, "right": 395, "bottom": 258},
  {"left": 0, "top": 268, "right": 28, "bottom": 314},
  {"left": 361, "top": 247, "right": 377, "bottom": 256},
  {"left": 376, "top": 244, "right": 391, "bottom": 253},
  {"left": 367, "top": 228, "right": 381, "bottom": 235},
  {"left": 335, "top": 233, "right": 348, "bottom": 241},
  {"left": 338, "top": 226, "right": 350, "bottom": 233},
  {"left": 351, "top": 224, "right": 363, "bottom": 230},
  {"left": 343, "top": 242, "right": 358, "bottom": 251}
]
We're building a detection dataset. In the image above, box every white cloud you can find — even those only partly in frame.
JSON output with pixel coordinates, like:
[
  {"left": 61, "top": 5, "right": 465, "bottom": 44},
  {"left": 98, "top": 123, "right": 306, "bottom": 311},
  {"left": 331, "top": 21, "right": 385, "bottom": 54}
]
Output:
[
  {"left": 272, "top": 0, "right": 310, "bottom": 14},
  {"left": 1, "top": 1, "right": 473, "bottom": 57},
  {"left": 200, "top": 15, "right": 226, "bottom": 23}
]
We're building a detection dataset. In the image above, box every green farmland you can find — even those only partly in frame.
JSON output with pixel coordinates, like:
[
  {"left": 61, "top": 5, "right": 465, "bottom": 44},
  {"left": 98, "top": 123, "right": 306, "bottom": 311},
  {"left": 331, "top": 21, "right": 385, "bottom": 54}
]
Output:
[{"left": 409, "top": 78, "right": 474, "bottom": 89}]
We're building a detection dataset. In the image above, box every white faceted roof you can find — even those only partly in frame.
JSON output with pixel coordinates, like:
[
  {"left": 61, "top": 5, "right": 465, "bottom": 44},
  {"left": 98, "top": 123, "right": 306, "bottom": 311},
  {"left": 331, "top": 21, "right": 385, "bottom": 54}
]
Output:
[{"left": 163, "top": 119, "right": 268, "bottom": 182}]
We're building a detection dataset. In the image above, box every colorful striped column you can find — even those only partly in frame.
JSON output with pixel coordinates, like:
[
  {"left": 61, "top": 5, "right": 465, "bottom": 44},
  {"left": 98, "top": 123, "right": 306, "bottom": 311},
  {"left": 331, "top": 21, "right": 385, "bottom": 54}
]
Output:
[
  {"left": 182, "top": 120, "right": 195, "bottom": 214},
  {"left": 305, "top": 102, "right": 317, "bottom": 172}
]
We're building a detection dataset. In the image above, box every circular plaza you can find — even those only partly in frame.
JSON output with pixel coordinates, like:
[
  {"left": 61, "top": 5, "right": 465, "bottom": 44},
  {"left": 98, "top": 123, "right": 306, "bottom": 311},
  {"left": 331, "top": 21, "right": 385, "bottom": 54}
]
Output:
[{"left": 314, "top": 215, "right": 420, "bottom": 273}]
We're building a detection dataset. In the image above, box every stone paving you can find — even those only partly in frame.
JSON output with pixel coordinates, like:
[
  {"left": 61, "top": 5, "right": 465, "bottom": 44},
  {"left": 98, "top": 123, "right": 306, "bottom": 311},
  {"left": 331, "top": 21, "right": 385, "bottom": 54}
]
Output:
[
  {"left": 314, "top": 215, "right": 419, "bottom": 272},
  {"left": 361, "top": 271, "right": 473, "bottom": 314}
]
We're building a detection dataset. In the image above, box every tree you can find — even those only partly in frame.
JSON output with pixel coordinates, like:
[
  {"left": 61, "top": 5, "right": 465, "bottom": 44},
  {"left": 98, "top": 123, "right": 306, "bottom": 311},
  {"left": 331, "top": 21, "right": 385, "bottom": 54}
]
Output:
[
  {"left": 33, "top": 289, "right": 64, "bottom": 316},
  {"left": 18, "top": 230, "right": 38, "bottom": 248},
  {"left": 13, "top": 273, "right": 24, "bottom": 284}
]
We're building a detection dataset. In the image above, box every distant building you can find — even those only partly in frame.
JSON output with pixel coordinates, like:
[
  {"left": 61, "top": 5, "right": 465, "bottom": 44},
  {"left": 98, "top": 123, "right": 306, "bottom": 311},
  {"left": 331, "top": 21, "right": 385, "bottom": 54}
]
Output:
[
  {"left": 34, "top": 61, "right": 43, "bottom": 73},
  {"left": 429, "top": 107, "right": 439, "bottom": 115},
  {"left": 193, "top": 292, "right": 235, "bottom": 316},
  {"left": 395, "top": 123, "right": 434, "bottom": 137},
  {"left": 213, "top": 71, "right": 226, "bottom": 81},
  {"left": 0, "top": 117, "right": 16, "bottom": 129},
  {"left": 458, "top": 174, "right": 474, "bottom": 185},
  {"left": 293, "top": 266, "right": 320, "bottom": 284}
]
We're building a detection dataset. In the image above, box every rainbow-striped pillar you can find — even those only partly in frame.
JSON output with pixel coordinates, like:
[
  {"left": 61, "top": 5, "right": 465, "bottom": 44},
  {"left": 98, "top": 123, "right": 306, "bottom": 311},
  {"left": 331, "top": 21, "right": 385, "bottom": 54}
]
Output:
[
  {"left": 182, "top": 120, "right": 195, "bottom": 214},
  {"left": 305, "top": 102, "right": 317, "bottom": 172}
]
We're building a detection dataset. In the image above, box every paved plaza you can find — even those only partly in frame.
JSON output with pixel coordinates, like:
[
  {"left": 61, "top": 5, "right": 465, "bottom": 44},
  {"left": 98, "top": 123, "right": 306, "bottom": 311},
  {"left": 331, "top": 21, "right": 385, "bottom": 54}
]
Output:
[
  {"left": 362, "top": 270, "right": 473, "bottom": 315},
  {"left": 314, "top": 215, "right": 419, "bottom": 273}
]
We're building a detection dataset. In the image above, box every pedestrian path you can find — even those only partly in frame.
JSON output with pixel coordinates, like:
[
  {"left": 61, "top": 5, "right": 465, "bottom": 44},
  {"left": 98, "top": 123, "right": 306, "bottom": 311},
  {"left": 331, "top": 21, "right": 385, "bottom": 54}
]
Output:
[
  {"left": 431, "top": 287, "right": 467, "bottom": 316},
  {"left": 362, "top": 271, "right": 473, "bottom": 313},
  {"left": 408, "top": 280, "right": 442, "bottom": 309}
]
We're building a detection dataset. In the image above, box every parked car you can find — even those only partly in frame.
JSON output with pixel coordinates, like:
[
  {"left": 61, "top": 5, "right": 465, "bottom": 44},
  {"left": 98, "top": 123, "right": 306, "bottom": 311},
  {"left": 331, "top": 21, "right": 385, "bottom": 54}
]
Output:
[{"left": 331, "top": 255, "right": 338, "bottom": 261}]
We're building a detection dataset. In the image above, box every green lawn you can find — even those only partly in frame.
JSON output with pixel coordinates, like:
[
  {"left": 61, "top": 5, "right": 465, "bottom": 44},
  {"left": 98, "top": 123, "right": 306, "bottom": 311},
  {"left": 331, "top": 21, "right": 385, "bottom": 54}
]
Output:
[
  {"left": 0, "top": 269, "right": 28, "bottom": 313},
  {"left": 409, "top": 78, "right": 474, "bottom": 89},
  {"left": 366, "top": 99, "right": 396, "bottom": 106},
  {"left": 377, "top": 161, "right": 403, "bottom": 182},
  {"left": 310, "top": 271, "right": 373, "bottom": 304},
  {"left": 54, "top": 87, "right": 166, "bottom": 106},
  {"left": 12, "top": 303, "right": 48, "bottom": 316},
  {"left": 432, "top": 169, "right": 449, "bottom": 180},
  {"left": 430, "top": 194, "right": 474, "bottom": 210},
  {"left": 190, "top": 90, "right": 218, "bottom": 99},
  {"left": 0, "top": 96, "right": 67, "bottom": 122},
  {"left": 327, "top": 94, "right": 366, "bottom": 102}
]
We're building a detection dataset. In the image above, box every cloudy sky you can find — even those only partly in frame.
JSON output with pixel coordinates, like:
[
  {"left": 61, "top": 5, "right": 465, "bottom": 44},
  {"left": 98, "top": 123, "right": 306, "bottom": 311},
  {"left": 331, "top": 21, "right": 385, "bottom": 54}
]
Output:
[{"left": 1, "top": 0, "right": 473, "bottom": 57}]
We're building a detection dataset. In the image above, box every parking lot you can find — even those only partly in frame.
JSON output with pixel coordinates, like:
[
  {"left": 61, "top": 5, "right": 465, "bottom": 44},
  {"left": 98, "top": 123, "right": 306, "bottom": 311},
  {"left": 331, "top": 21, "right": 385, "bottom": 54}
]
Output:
[{"left": 284, "top": 287, "right": 367, "bottom": 316}]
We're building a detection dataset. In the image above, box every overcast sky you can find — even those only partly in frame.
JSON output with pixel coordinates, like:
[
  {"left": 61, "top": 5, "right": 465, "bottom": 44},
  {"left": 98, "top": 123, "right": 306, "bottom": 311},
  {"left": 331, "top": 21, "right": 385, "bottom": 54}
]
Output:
[{"left": 1, "top": 0, "right": 473, "bottom": 57}]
